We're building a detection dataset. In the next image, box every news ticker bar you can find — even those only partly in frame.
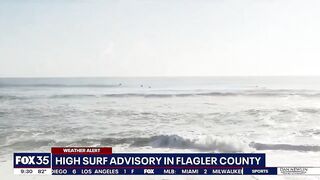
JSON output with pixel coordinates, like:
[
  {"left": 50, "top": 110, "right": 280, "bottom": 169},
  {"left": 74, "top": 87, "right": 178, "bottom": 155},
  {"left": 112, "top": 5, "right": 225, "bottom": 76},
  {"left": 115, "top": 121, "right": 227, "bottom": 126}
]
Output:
[
  {"left": 14, "top": 167, "right": 320, "bottom": 175},
  {"left": 13, "top": 147, "right": 320, "bottom": 175}
]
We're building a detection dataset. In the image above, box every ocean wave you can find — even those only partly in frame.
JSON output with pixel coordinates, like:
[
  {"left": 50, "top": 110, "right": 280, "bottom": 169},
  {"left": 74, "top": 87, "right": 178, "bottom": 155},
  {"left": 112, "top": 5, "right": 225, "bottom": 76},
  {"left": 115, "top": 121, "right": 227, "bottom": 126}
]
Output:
[
  {"left": 2, "top": 139, "right": 56, "bottom": 150},
  {"left": 50, "top": 94, "right": 97, "bottom": 98},
  {"left": 0, "top": 84, "right": 120, "bottom": 88},
  {"left": 80, "top": 136, "right": 320, "bottom": 152},
  {"left": 299, "top": 129, "right": 320, "bottom": 136},
  {"left": 297, "top": 108, "right": 320, "bottom": 114},
  {"left": 3, "top": 135, "right": 320, "bottom": 153},
  {"left": 0, "top": 95, "right": 26, "bottom": 100},
  {"left": 250, "top": 142, "right": 320, "bottom": 152},
  {"left": 48, "top": 93, "right": 233, "bottom": 99},
  {"left": 2, "top": 135, "right": 248, "bottom": 152},
  {"left": 48, "top": 91, "right": 320, "bottom": 99},
  {"left": 2, "top": 90, "right": 320, "bottom": 100},
  {"left": 79, "top": 135, "right": 250, "bottom": 152},
  {"left": 133, "top": 135, "right": 249, "bottom": 152}
]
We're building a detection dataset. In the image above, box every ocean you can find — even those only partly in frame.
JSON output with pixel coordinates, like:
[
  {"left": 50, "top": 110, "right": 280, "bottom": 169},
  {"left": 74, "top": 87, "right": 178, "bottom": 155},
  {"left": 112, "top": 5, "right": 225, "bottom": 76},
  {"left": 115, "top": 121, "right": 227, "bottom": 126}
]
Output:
[{"left": 1, "top": 77, "right": 320, "bottom": 179}]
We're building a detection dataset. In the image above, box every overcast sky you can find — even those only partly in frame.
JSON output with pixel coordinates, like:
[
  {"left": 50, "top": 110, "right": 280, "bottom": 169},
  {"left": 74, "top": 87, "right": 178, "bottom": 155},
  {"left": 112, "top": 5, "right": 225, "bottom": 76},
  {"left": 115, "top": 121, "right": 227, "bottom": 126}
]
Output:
[{"left": 1, "top": 0, "right": 320, "bottom": 77}]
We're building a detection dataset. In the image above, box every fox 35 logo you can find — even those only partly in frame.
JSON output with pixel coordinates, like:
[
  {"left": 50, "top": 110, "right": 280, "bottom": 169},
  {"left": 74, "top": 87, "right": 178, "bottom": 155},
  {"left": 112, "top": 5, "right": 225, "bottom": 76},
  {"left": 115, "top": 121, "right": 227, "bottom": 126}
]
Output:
[{"left": 14, "top": 153, "right": 51, "bottom": 168}]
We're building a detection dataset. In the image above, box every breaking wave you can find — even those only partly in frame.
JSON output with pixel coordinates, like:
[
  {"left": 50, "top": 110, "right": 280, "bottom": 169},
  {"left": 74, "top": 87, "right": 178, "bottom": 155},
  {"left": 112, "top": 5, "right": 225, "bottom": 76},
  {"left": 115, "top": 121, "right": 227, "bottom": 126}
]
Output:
[
  {"left": 86, "top": 135, "right": 249, "bottom": 152},
  {"left": 129, "top": 135, "right": 249, "bottom": 152},
  {"left": 2, "top": 135, "right": 249, "bottom": 153},
  {"left": 3, "top": 135, "right": 320, "bottom": 153}
]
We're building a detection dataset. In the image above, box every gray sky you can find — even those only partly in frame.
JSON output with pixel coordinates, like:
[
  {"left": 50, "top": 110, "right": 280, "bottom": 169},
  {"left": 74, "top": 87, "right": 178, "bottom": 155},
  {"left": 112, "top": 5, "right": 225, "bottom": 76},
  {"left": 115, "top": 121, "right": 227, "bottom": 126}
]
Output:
[{"left": 1, "top": 0, "right": 320, "bottom": 77}]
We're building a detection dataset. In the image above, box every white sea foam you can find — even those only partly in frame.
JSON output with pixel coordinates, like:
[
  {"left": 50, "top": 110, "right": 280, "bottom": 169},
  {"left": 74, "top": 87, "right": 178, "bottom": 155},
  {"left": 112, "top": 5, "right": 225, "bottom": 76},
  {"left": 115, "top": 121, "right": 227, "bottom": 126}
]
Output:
[{"left": 1, "top": 77, "right": 320, "bottom": 180}]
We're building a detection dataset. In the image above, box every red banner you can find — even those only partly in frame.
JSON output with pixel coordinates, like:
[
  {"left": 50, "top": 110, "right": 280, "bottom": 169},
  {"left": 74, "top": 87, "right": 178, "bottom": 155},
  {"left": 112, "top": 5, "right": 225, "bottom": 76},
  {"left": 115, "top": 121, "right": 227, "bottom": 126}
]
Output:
[{"left": 51, "top": 147, "right": 112, "bottom": 155}]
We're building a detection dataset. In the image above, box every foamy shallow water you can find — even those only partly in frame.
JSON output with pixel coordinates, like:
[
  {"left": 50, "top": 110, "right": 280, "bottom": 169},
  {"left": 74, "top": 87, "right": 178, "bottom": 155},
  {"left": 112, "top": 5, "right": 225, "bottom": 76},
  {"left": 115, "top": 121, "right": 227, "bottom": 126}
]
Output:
[{"left": 1, "top": 77, "right": 320, "bottom": 179}]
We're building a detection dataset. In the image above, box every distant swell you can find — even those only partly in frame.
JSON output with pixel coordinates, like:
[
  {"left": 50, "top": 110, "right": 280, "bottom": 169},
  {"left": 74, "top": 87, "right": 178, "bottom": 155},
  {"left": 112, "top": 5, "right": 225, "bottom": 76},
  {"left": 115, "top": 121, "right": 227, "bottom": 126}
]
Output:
[
  {"left": 49, "top": 92, "right": 320, "bottom": 99},
  {"left": 250, "top": 142, "right": 320, "bottom": 152},
  {"left": 0, "top": 95, "right": 26, "bottom": 100},
  {"left": 1, "top": 90, "right": 320, "bottom": 100},
  {"left": 0, "top": 84, "right": 120, "bottom": 88},
  {"left": 50, "top": 94, "right": 97, "bottom": 98},
  {"left": 46, "top": 93, "right": 237, "bottom": 99}
]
